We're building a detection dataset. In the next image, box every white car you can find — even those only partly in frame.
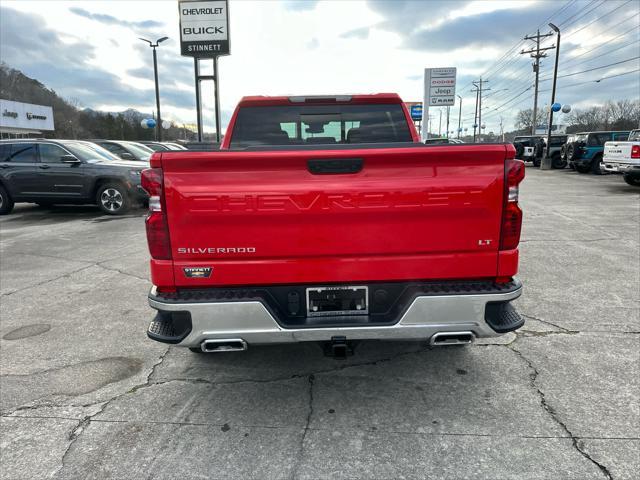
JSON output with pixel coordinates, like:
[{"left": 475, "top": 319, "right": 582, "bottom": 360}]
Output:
[{"left": 603, "top": 129, "right": 640, "bottom": 186}]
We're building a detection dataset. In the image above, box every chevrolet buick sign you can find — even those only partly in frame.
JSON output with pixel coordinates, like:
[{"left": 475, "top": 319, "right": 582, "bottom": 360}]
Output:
[{"left": 179, "top": 0, "right": 230, "bottom": 57}]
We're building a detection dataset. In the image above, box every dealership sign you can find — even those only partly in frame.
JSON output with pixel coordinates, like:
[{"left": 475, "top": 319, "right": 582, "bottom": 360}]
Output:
[
  {"left": 0, "top": 99, "right": 54, "bottom": 132},
  {"left": 421, "top": 67, "right": 457, "bottom": 139},
  {"left": 409, "top": 104, "right": 423, "bottom": 121},
  {"left": 179, "top": 0, "right": 230, "bottom": 57}
]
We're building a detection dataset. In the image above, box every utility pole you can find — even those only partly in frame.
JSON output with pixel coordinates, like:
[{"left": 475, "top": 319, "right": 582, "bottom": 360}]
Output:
[
  {"left": 521, "top": 30, "right": 554, "bottom": 135},
  {"left": 445, "top": 106, "right": 450, "bottom": 138},
  {"left": 456, "top": 95, "right": 462, "bottom": 139},
  {"left": 472, "top": 78, "right": 489, "bottom": 142},
  {"left": 542, "top": 23, "right": 561, "bottom": 170}
]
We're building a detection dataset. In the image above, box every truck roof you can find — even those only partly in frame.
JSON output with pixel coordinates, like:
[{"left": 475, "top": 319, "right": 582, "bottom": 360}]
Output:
[{"left": 238, "top": 93, "right": 403, "bottom": 107}]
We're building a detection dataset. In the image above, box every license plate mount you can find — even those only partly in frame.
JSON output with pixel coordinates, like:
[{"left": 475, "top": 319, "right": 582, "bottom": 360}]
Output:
[{"left": 306, "top": 286, "right": 369, "bottom": 317}]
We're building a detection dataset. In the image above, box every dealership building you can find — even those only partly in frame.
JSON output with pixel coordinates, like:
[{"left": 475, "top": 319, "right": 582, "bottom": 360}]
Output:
[{"left": 0, "top": 99, "right": 54, "bottom": 138}]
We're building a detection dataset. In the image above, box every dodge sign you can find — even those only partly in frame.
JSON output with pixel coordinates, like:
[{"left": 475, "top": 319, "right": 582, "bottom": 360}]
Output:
[{"left": 179, "top": 0, "right": 230, "bottom": 57}]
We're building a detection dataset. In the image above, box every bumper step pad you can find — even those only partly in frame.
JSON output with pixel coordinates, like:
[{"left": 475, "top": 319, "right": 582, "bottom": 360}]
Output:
[
  {"left": 485, "top": 302, "right": 525, "bottom": 333},
  {"left": 147, "top": 311, "right": 192, "bottom": 344}
]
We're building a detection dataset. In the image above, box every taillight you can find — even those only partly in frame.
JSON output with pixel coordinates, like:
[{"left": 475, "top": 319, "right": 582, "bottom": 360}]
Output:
[
  {"left": 631, "top": 145, "right": 640, "bottom": 159},
  {"left": 141, "top": 168, "right": 172, "bottom": 260},
  {"left": 500, "top": 158, "right": 525, "bottom": 250}
]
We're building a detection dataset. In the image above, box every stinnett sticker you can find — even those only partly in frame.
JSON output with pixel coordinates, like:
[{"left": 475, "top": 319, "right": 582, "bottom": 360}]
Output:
[{"left": 183, "top": 267, "right": 213, "bottom": 278}]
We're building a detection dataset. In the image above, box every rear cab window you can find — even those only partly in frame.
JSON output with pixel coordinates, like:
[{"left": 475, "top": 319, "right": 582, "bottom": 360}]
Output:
[{"left": 229, "top": 104, "right": 412, "bottom": 148}]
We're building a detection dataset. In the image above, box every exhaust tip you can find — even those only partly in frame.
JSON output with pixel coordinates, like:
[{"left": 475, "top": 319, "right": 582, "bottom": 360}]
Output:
[
  {"left": 429, "top": 331, "right": 475, "bottom": 346},
  {"left": 201, "top": 338, "right": 248, "bottom": 353}
]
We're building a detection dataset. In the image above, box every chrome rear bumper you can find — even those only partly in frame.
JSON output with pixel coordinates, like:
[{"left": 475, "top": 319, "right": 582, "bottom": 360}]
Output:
[{"left": 147, "top": 279, "right": 523, "bottom": 348}]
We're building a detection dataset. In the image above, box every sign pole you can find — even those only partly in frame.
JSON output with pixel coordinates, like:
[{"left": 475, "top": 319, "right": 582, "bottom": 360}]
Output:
[
  {"left": 179, "top": 0, "right": 230, "bottom": 145},
  {"left": 213, "top": 56, "right": 221, "bottom": 143},
  {"left": 194, "top": 58, "right": 203, "bottom": 142}
]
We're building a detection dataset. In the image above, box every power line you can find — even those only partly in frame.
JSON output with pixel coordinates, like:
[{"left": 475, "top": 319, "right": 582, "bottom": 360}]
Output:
[
  {"left": 557, "top": 0, "right": 606, "bottom": 28},
  {"left": 563, "top": 0, "right": 635, "bottom": 40},
  {"left": 486, "top": 20, "right": 640, "bottom": 105},
  {"left": 459, "top": 0, "right": 578, "bottom": 93},
  {"left": 539, "top": 68, "right": 640, "bottom": 92},
  {"left": 560, "top": 22, "right": 640, "bottom": 68},
  {"left": 563, "top": 38, "right": 639, "bottom": 70},
  {"left": 540, "top": 56, "right": 640, "bottom": 81}
]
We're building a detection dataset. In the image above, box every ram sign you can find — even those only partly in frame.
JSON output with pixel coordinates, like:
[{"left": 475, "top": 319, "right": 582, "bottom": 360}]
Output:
[{"left": 179, "top": 0, "right": 230, "bottom": 57}]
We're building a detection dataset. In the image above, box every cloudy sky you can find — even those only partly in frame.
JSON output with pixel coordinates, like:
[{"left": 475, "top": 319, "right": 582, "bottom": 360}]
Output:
[{"left": 1, "top": 0, "right": 638, "bottom": 134}]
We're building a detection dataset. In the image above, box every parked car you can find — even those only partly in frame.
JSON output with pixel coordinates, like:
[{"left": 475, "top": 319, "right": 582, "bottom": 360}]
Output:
[
  {"left": 513, "top": 135, "right": 543, "bottom": 165},
  {"left": 566, "top": 131, "right": 630, "bottom": 174},
  {"left": 143, "top": 93, "right": 525, "bottom": 356},
  {"left": 542, "top": 134, "right": 569, "bottom": 169},
  {"left": 90, "top": 140, "right": 153, "bottom": 162},
  {"left": 424, "top": 138, "right": 464, "bottom": 144},
  {"left": 140, "top": 141, "right": 188, "bottom": 151},
  {"left": 603, "top": 129, "right": 640, "bottom": 186},
  {"left": 0, "top": 139, "right": 148, "bottom": 215},
  {"left": 164, "top": 142, "right": 188, "bottom": 150}
]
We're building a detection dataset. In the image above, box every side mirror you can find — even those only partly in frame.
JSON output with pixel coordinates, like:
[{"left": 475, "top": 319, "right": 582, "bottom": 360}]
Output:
[
  {"left": 61, "top": 154, "right": 80, "bottom": 164},
  {"left": 120, "top": 152, "right": 135, "bottom": 160}
]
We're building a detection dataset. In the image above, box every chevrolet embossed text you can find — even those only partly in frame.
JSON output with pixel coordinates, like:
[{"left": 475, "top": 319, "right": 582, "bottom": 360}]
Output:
[{"left": 191, "top": 190, "right": 484, "bottom": 212}]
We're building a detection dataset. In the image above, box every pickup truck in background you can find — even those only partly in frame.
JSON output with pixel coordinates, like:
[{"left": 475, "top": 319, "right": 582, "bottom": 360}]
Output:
[
  {"left": 603, "top": 129, "right": 640, "bottom": 186},
  {"left": 142, "top": 94, "right": 525, "bottom": 356}
]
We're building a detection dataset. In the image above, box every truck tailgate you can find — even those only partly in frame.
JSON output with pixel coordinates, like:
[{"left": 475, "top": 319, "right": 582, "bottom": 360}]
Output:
[
  {"left": 160, "top": 144, "right": 508, "bottom": 286},
  {"left": 604, "top": 142, "right": 634, "bottom": 163}
]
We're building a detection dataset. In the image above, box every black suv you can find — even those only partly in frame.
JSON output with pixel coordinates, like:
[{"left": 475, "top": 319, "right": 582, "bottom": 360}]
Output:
[{"left": 0, "top": 139, "right": 148, "bottom": 215}]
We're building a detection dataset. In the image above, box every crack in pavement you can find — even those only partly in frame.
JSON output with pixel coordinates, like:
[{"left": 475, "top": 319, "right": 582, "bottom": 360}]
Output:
[
  {"left": 1, "top": 258, "right": 148, "bottom": 298},
  {"left": 5, "top": 412, "right": 640, "bottom": 442},
  {"left": 93, "top": 261, "right": 148, "bottom": 282},
  {"left": 520, "top": 313, "right": 575, "bottom": 333},
  {"left": 289, "top": 374, "right": 315, "bottom": 480},
  {"left": 1, "top": 264, "right": 96, "bottom": 297},
  {"left": 147, "top": 347, "right": 430, "bottom": 389},
  {"left": 506, "top": 343, "right": 613, "bottom": 480},
  {"left": 54, "top": 346, "right": 171, "bottom": 477}
]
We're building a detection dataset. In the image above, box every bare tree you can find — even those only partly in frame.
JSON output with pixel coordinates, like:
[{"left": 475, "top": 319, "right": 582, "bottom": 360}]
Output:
[{"left": 515, "top": 108, "right": 545, "bottom": 131}]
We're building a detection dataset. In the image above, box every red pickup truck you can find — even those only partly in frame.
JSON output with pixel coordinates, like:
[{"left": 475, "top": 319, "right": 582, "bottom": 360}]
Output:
[{"left": 142, "top": 93, "right": 525, "bottom": 355}]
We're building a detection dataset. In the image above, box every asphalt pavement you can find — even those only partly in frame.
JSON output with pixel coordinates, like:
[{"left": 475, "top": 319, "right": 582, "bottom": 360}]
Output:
[{"left": 1, "top": 167, "right": 638, "bottom": 479}]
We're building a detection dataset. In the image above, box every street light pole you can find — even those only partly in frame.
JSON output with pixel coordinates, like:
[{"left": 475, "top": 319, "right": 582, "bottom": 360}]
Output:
[
  {"left": 457, "top": 95, "right": 462, "bottom": 139},
  {"left": 139, "top": 36, "right": 168, "bottom": 142},
  {"left": 542, "top": 23, "right": 560, "bottom": 170}
]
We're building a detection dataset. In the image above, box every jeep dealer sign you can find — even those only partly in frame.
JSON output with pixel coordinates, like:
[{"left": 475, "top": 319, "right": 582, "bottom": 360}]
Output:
[
  {"left": 179, "top": 0, "right": 229, "bottom": 57},
  {"left": 420, "top": 67, "right": 457, "bottom": 140}
]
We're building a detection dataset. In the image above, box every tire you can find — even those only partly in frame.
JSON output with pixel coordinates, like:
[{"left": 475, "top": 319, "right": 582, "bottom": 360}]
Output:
[
  {"left": 534, "top": 139, "right": 545, "bottom": 159},
  {"left": 514, "top": 142, "right": 524, "bottom": 158},
  {"left": 591, "top": 154, "right": 603, "bottom": 175},
  {"left": 96, "top": 183, "right": 130, "bottom": 215},
  {"left": 623, "top": 174, "right": 640, "bottom": 186},
  {"left": 569, "top": 161, "right": 576, "bottom": 170},
  {"left": 575, "top": 164, "right": 591, "bottom": 174},
  {"left": 552, "top": 153, "right": 566, "bottom": 169},
  {"left": 560, "top": 144, "right": 567, "bottom": 162},
  {"left": 0, "top": 184, "right": 14, "bottom": 215}
]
